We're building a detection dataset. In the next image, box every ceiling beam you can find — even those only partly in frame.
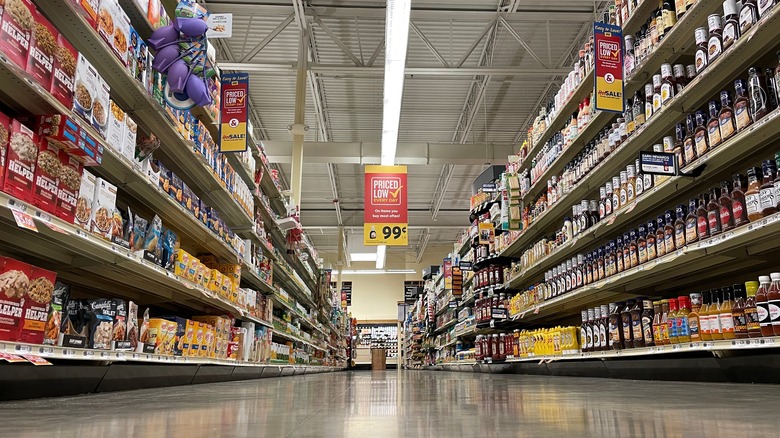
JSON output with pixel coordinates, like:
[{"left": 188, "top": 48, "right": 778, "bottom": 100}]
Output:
[
  {"left": 409, "top": 22, "right": 449, "bottom": 68},
  {"left": 238, "top": 13, "right": 295, "bottom": 62},
  {"left": 260, "top": 141, "right": 513, "bottom": 165},
  {"left": 218, "top": 62, "right": 571, "bottom": 76}
]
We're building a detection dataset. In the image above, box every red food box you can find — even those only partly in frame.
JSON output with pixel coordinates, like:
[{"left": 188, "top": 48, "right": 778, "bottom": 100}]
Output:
[
  {"left": 55, "top": 149, "right": 83, "bottom": 223},
  {"left": 0, "top": 111, "right": 10, "bottom": 193},
  {"left": 0, "top": 256, "right": 35, "bottom": 342},
  {"left": 17, "top": 266, "right": 57, "bottom": 345},
  {"left": 75, "top": 128, "right": 103, "bottom": 166},
  {"left": 0, "top": 0, "right": 34, "bottom": 69},
  {"left": 37, "top": 114, "right": 81, "bottom": 151},
  {"left": 26, "top": 11, "right": 58, "bottom": 91},
  {"left": 31, "top": 138, "right": 61, "bottom": 214},
  {"left": 3, "top": 119, "right": 39, "bottom": 202},
  {"left": 74, "top": 0, "right": 99, "bottom": 27},
  {"left": 51, "top": 34, "right": 77, "bottom": 109}
]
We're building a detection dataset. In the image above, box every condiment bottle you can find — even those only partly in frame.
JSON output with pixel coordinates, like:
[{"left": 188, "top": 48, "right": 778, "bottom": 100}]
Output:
[
  {"left": 694, "top": 110, "right": 709, "bottom": 158},
  {"left": 622, "top": 300, "right": 635, "bottom": 349},
  {"left": 667, "top": 298, "right": 679, "bottom": 344},
  {"left": 652, "top": 74, "right": 663, "bottom": 114},
  {"left": 720, "top": 286, "right": 736, "bottom": 339},
  {"left": 722, "top": 0, "right": 741, "bottom": 50},
  {"left": 748, "top": 67, "right": 770, "bottom": 122},
  {"left": 674, "top": 64, "right": 687, "bottom": 94},
  {"left": 633, "top": 90, "right": 646, "bottom": 128},
  {"left": 710, "top": 289, "right": 724, "bottom": 340},
  {"left": 689, "top": 292, "right": 702, "bottom": 342},
  {"left": 646, "top": 220, "right": 658, "bottom": 261},
  {"left": 619, "top": 171, "right": 629, "bottom": 208},
  {"left": 707, "top": 14, "right": 724, "bottom": 63},
  {"left": 609, "top": 302, "right": 624, "bottom": 350},
  {"left": 759, "top": 160, "right": 778, "bottom": 217},
  {"left": 628, "top": 229, "right": 640, "bottom": 268},
  {"left": 675, "top": 0, "right": 688, "bottom": 18},
  {"left": 719, "top": 180, "right": 735, "bottom": 232},
  {"left": 656, "top": 215, "right": 667, "bottom": 257},
  {"left": 652, "top": 301, "right": 663, "bottom": 345},
  {"left": 707, "top": 186, "right": 723, "bottom": 236},
  {"left": 600, "top": 305, "right": 610, "bottom": 351},
  {"left": 694, "top": 27, "right": 709, "bottom": 74},
  {"left": 677, "top": 296, "right": 691, "bottom": 343},
  {"left": 745, "top": 167, "right": 764, "bottom": 222},
  {"left": 731, "top": 173, "right": 749, "bottom": 227},
  {"left": 612, "top": 176, "right": 621, "bottom": 213},
  {"left": 673, "top": 122, "right": 686, "bottom": 169},
  {"left": 733, "top": 80, "right": 753, "bottom": 133},
  {"left": 661, "top": 63, "right": 676, "bottom": 105},
  {"left": 733, "top": 284, "right": 748, "bottom": 339},
  {"left": 622, "top": 233, "right": 632, "bottom": 270},
  {"left": 641, "top": 299, "right": 655, "bottom": 347},
  {"left": 718, "top": 90, "right": 736, "bottom": 142},
  {"left": 627, "top": 165, "right": 638, "bottom": 202},
  {"left": 631, "top": 299, "right": 645, "bottom": 348},
  {"left": 757, "top": 275, "right": 773, "bottom": 337},
  {"left": 758, "top": 0, "right": 776, "bottom": 18},
  {"left": 700, "top": 291, "right": 713, "bottom": 341},
  {"left": 674, "top": 204, "right": 687, "bottom": 249},
  {"left": 598, "top": 246, "right": 606, "bottom": 279},
  {"left": 745, "top": 281, "right": 761, "bottom": 338},
  {"left": 663, "top": 209, "right": 676, "bottom": 252},
  {"left": 662, "top": 0, "right": 677, "bottom": 32},
  {"left": 616, "top": 236, "right": 625, "bottom": 273},
  {"left": 606, "top": 241, "right": 616, "bottom": 277},
  {"left": 635, "top": 159, "right": 645, "bottom": 197},
  {"left": 637, "top": 223, "right": 648, "bottom": 264},
  {"left": 685, "top": 198, "right": 699, "bottom": 243},
  {"left": 769, "top": 273, "right": 780, "bottom": 336},
  {"left": 645, "top": 83, "right": 655, "bottom": 121},
  {"left": 707, "top": 100, "right": 723, "bottom": 148},
  {"left": 739, "top": 0, "right": 759, "bottom": 35},
  {"left": 683, "top": 114, "right": 697, "bottom": 165},
  {"left": 660, "top": 299, "right": 671, "bottom": 344},
  {"left": 697, "top": 193, "right": 711, "bottom": 240}
]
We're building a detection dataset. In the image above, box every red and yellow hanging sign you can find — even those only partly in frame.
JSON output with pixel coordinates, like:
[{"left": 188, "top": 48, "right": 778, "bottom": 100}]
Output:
[
  {"left": 219, "top": 72, "right": 249, "bottom": 152},
  {"left": 364, "top": 165, "right": 408, "bottom": 246},
  {"left": 593, "top": 22, "right": 624, "bottom": 113}
]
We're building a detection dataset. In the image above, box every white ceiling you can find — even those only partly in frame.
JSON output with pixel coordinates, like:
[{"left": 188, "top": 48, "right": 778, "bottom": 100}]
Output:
[{"left": 204, "top": 0, "right": 607, "bottom": 261}]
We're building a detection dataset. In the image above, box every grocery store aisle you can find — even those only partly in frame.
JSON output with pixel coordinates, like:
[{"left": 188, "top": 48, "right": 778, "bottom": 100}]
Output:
[{"left": 1, "top": 370, "right": 778, "bottom": 437}]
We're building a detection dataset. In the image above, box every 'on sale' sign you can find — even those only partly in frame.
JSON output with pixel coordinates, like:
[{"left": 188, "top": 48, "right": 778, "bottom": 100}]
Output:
[{"left": 364, "top": 165, "right": 408, "bottom": 246}]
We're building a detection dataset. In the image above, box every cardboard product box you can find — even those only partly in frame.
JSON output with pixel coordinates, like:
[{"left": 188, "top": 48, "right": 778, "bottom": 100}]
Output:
[
  {"left": 181, "top": 181, "right": 192, "bottom": 212},
  {"left": 96, "top": 0, "right": 131, "bottom": 66},
  {"left": 0, "top": 0, "right": 34, "bottom": 69},
  {"left": 51, "top": 34, "right": 77, "bottom": 109},
  {"left": 168, "top": 172, "right": 182, "bottom": 203},
  {"left": 91, "top": 74, "right": 111, "bottom": 139},
  {"left": 174, "top": 249, "right": 191, "bottom": 279},
  {"left": 122, "top": 116, "right": 138, "bottom": 164},
  {"left": 190, "top": 320, "right": 203, "bottom": 357},
  {"left": 26, "top": 11, "right": 58, "bottom": 91},
  {"left": 76, "top": 127, "right": 103, "bottom": 166},
  {"left": 156, "top": 161, "right": 169, "bottom": 192},
  {"left": 163, "top": 316, "right": 187, "bottom": 356},
  {"left": 141, "top": 156, "right": 159, "bottom": 186},
  {"left": 147, "top": 0, "right": 160, "bottom": 29},
  {"left": 3, "top": 119, "right": 39, "bottom": 202},
  {"left": 90, "top": 177, "right": 117, "bottom": 240},
  {"left": 17, "top": 266, "right": 57, "bottom": 345},
  {"left": 72, "top": 53, "right": 100, "bottom": 127},
  {"left": 36, "top": 114, "right": 80, "bottom": 152},
  {"left": 74, "top": 169, "right": 96, "bottom": 229},
  {"left": 199, "top": 264, "right": 211, "bottom": 288},
  {"left": 0, "top": 111, "right": 10, "bottom": 193},
  {"left": 43, "top": 281, "right": 70, "bottom": 346},
  {"left": 133, "top": 32, "right": 150, "bottom": 85},
  {"left": 191, "top": 192, "right": 200, "bottom": 218},
  {"left": 31, "top": 138, "right": 61, "bottom": 214},
  {"left": 186, "top": 254, "right": 199, "bottom": 282},
  {"left": 75, "top": 0, "right": 100, "bottom": 26},
  {"left": 146, "top": 318, "right": 164, "bottom": 354},
  {"left": 0, "top": 257, "right": 35, "bottom": 341},
  {"left": 182, "top": 319, "right": 196, "bottom": 356},
  {"left": 204, "top": 324, "right": 215, "bottom": 358},
  {"left": 218, "top": 263, "right": 241, "bottom": 287},
  {"left": 112, "top": 299, "right": 131, "bottom": 349},
  {"left": 105, "top": 100, "right": 125, "bottom": 154},
  {"left": 87, "top": 298, "right": 114, "bottom": 349}
]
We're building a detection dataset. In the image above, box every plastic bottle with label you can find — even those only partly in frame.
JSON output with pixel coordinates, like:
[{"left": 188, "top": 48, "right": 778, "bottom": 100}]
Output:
[
  {"left": 694, "top": 110, "right": 710, "bottom": 158},
  {"left": 719, "top": 90, "right": 737, "bottom": 142},
  {"left": 757, "top": 275, "right": 773, "bottom": 336},
  {"left": 731, "top": 173, "right": 749, "bottom": 227},
  {"left": 769, "top": 273, "right": 780, "bottom": 336},
  {"left": 631, "top": 299, "right": 646, "bottom": 348},
  {"left": 720, "top": 286, "right": 736, "bottom": 339},
  {"left": 667, "top": 298, "right": 679, "bottom": 344},
  {"left": 745, "top": 167, "right": 764, "bottom": 222},
  {"left": 677, "top": 296, "right": 691, "bottom": 343},
  {"left": 609, "top": 302, "right": 624, "bottom": 350},
  {"left": 685, "top": 197, "right": 700, "bottom": 243},
  {"left": 700, "top": 291, "right": 713, "bottom": 341},
  {"left": 733, "top": 284, "right": 749, "bottom": 339},
  {"left": 739, "top": 0, "right": 759, "bottom": 35},
  {"left": 689, "top": 293, "right": 702, "bottom": 342},
  {"left": 745, "top": 281, "right": 762, "bottom": 338},
  {"left": 707, "top": 14, "right": 724, "bottom": 63},
  {"left": 622, "top": 300, "right": 635, "bottom": 348},
  {"left": 694, "top": 27, "right": 709, "bottom": 74},
  {"left": 760, "top": 160, "right": 777, "bottom": 217},
  {"left": 710, "top": 289, "right": 725, "bottom": 340},
  {"left": 734, "top": 79, "right": 753, "bottom": 131},
  {"left": 723, "top": 0, "right": 741, "bottom": 50}
]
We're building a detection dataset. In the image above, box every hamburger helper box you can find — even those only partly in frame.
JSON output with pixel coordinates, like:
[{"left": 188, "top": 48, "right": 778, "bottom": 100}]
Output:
[
  {"left": 3, "top": 119, "right": 39, "bottom": 203},
  {"left": 55, "top": 149, "right": 84, "bottom": 223},
  {"left": 51, "top": 34, "right": 77, "bottom": 109},
  {"left": 0, "top": 111, "right": 11, "bottom": 193},
  {"left": 26, "top": 11, "right": 58, "bottom": 91},
  {"left": 17, "top": 266, "right": 57, "bottom": 344},
  {"left": 31, "top": 138, "right": 61, "bottom": 214},
  {"left": 0, "top": 257, "right": 35, "bottom": 342},
  {"left": 0, "top": 0, "right": 34, "bottom": 69}
]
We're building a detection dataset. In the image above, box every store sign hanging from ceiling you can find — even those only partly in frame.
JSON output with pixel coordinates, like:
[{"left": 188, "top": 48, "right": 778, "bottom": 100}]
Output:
[
  {"left": 364, "top": 165, "right": 408, "bottom": 246},
  {"left": 593, "top": 21, "right": 624, "bottom": 113},
  {"left": 219, "top": 72, "right": 249, "bottom": 152}
]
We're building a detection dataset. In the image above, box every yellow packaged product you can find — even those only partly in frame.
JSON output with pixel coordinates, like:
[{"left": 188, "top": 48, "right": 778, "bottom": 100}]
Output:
[
  {"left": 186, "top": 254, "right": 199, "bottom": 282},
  {"left": 182, "top": 319, "right": 197, "bottom": 356},
  {"left": 147, "top": 319, "right": 175, "bottom": 355},
  {"left": 219, "top": 273, "right": 231, "bottom": 299},
  {"left": 175, "top": 250, "right": 191, "bottom": 278},
  {"left": 208, "top": 269, "right": 221, "bottom": 293},
  {"left": 218, "top": 263, "right": 241, "bottom": 286},
  {"left": 200, "top": 264, "right": 211, "bottom": 288},
  {"left": 200, "top": 254, "right": 218, "bottom": 267},
  {"left": 190, "top": 321, "right": 203, "bottom": 357}
]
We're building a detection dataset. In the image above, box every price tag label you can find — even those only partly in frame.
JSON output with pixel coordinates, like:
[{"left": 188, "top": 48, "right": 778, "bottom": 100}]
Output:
[
  {"left": 116, "top": 352, "right": 126, "bottom": 359},
  {"left": 12, "top": 210, "right": 38, "bottom": 232},
  {"left": 533, "top": 307, "right": 540, "bottom": 315},
  {"left": 132, "top": 353, "right": 140, "bottom": 359},
  {"left": 672, "top": 344, "right": 682, "bottom": 350},
  {"left": 62, "top": 349, "right": 75, "bottom": 356},
  {"left": 15, "top": 344, "right": 31, "bottom": 353},
  {"left": 84, "top": 350, "right": 95, "bottom": 358},
  {"left": 101, "top": 351, "right": 111, "bottom": 358},
  {"left": 35, "top": 211, "right": 51, "bottom": 223},
  {"left": 7, "top": 198, "right": 27, "bottom": 212},
  {"left": 765, "top": 338, "right": 775, "bottom": 345},
  {"left": 38, "top": 347, "right": 53, "bottom": 356},
  {"left": 489, "top": 320, "right": 495, "bottom": 328}
]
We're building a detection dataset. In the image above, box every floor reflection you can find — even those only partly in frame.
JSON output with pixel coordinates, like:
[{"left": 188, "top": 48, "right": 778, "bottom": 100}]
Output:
[{"left": 0, "top": 370, "right": 777, "bottom": 437}]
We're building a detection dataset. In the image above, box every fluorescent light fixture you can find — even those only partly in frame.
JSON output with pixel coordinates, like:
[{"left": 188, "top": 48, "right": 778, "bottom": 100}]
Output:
[
  {"left": 335, "top": 269, "right": 417, "bottom": 275},
  {"left": 375, "top": 244, "right": 387, "bottom": 269},
  {"left": 350, "top": 252, "right": 377, "bottom": 262},
  {"left": 380, "top": 0, "right": 411, "bottom": 166}
]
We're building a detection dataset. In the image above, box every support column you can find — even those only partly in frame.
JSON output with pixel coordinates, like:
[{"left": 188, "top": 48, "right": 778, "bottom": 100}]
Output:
[{"left": 289, "top": 27, "right": 309, "bottom": 213}]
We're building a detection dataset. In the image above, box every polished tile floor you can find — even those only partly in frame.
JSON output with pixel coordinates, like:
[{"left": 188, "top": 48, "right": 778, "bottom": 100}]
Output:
[{"left": 0, "top": 370, "right": 778, "bottom": 437}]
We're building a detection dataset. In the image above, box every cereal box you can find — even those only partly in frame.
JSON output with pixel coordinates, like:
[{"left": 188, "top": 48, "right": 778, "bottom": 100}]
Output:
[
  {"left": 17, "top": 266, "right": 57, "bottom": 345},
  {"left": 96, "top": 0, "right": 131, "bottom": 66},
  {"left": 3, "top": 119, "right": 39, "bottom": 202},
  {"left": 51, "top": 34, "right": 77, "bottom": 109},
  {"left": 75, "top": 0, "right": 100, "bottom": 26},
  {"left": 54, "top": 149, "right": 83, "bottom": 223},
  {"left": 0, "top": 257, "right": 35, "bottom": 341},
  {"left": 74, "top": 169, "right": 96, "bottom": 229},
  {"left": 105, "top": 100, "right": 125, "bottom": 154},
  {"left": 27, "top": 11, "right": 58, "bottom": 90},
  {"left": 31, "top": 138, "right": 61, "bottom": 214},
  {"left": 72, "top": 54, "right": 100, "bottom": 126},
  {"left": 0, "top": 112, "right": 10, "bottom": 193},
  {"left": 0, "top": 0, "right": 34, "bottom": 69},
  {"left": 90, "top": 177, "right": 117, "bottom": 239}
]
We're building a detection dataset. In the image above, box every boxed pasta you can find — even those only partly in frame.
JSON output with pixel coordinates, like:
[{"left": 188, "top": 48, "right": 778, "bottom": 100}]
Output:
[
  {"left": 0, "top": 0, "right": 34, "bottom": 69},
  {"left": 105, "top": 100, "right": 125, "bottom": 154},
  {"left": 3, "top": 119, "right": 39, "bottom": 202},
  {"left": 90, "top": 177, "right": 117, "bottom": 239},
  {"left": 55, "top": 149, "right": 83, "bottom": 223},
  {"left": 17, "top": 266, "right": 57, "bottom": 345},
  {"left": 163, "top": 316, "right": 187, "bottom": 356},
  {"left": 74, "top": 169, "right": 96, "bottom": 229},
  {"left": 27, "top": 11, "right": 58, "bottom": 90},
  {"left": 36, "top": 114, "right": 80, "bottom": 152},
  {"left": 96, "top": 0, "right": 131, "bottom": 66},
  {"left": 91, "top": 74, "right": 111, "bottom": 139},
  {"left": 31, "top": 139, "right": 61, "bottom": 214},
  {"left": 51, "top": 34, "right": 77, "bottom": 109},
  {"left": 76, "top": 128, "right": 103, "bottom": 166},
  {"left": 43, "top": 281, "right": 70, "bottom": 346},
  {"left": 72, "top": 53, "right": 100, "bottom": 127},
  {"left": 0, "top": 257, "right": 34, "bottom": 341},
  {"left": 182, "top": 319, "right": 197, "bottom": 356},
  {"left": 147, "top": 318, "right": 175, "bottom": 355}
]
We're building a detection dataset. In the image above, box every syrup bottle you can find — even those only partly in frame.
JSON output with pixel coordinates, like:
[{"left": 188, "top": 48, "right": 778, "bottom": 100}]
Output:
[
  {"left": 719, "top": 180, "right": 735, "bottom": 232},
  {"left": 683, "top": 114, "right": 697, "bottom": 165},
  {"left": 739, "top": 0, "right": 759, "bottom": 35},
  {"left": 723, "top": 0, "right": 741, "bottom": 50},
  {"left": 733, "top": 79, "right": 753, "bottom": 132},
  {"left": 646, "top": 220, "right": 657, "bottom": 261},
  {"left": 685, "top": 197, "right": 699, "bottom": 243},
  {"left": 748, "top": 67, "right": 770, "bottom": 122},
  {"left": 697, "top": 193, "right": 711, "bottom": 240},
  {"left": 694, "top": 110, "right": 709, "bottom": 158},
  {"left": 694, "top": 27, "right": 709, "bottom": 74},
  {"left": 718, "top": 90, "right": 736, "bottom": 142},
  {"left": 656, "top": 215, "right": 667, "bottom": 257},
  {"left": 661, "top": 63, "right": 676, "bottom": 105},
  {"left": 674, "top": 204, "right": 687, "bottom": 249},
  {"left": 707, "top": 100, "right": 723, "bottom": 148},
  {"left": 707, "top": 14, "right": 724, "bottom": 63}
]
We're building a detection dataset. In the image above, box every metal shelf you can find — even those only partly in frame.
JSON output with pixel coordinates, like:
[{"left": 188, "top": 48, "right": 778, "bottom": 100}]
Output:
[
  {"left": 434, "top": 319, "right": 457, "bottom": 334},
  {"left": 34, "top": 0, "right": 253, "bottom": 230}
]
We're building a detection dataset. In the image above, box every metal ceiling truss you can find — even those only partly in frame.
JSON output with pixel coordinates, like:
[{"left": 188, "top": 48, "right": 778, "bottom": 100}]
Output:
[{"left": 217, "top": 63, "right": 571, "bottom": 77}]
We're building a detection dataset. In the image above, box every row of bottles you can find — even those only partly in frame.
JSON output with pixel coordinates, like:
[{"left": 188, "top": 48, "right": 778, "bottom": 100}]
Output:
[
  {"left": 475, "top": 293, "right": 508, "bottom": 324},
  {"left": 474, "top": 265, "right": 504, "bottom": 290},
  {"left": 512, "top": 327, "right": 581, "bottom": 358},
  {"left": 621, "top": 0, "right": 690, "bottom": 78},
  {"left": 475, "top": 333, "right": 514, "bottom": 362}
]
